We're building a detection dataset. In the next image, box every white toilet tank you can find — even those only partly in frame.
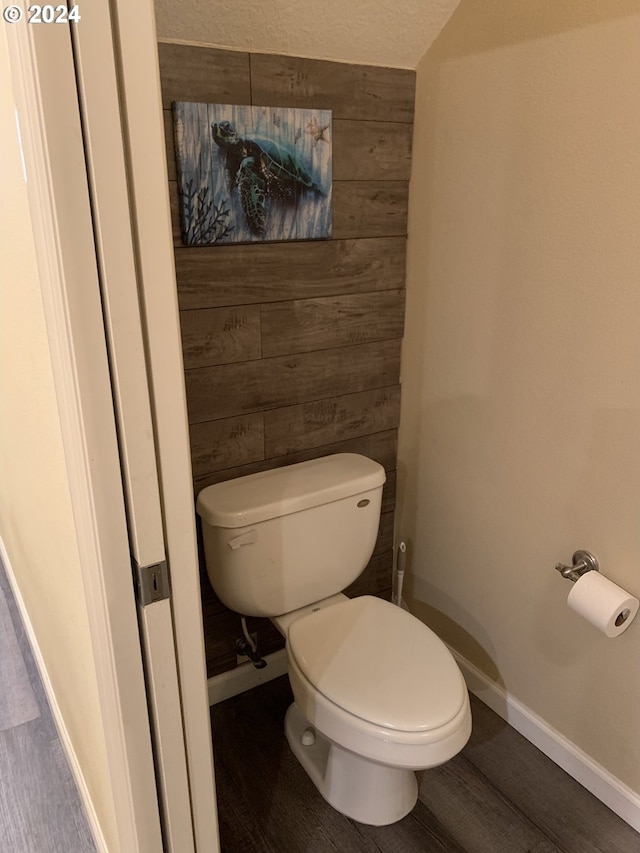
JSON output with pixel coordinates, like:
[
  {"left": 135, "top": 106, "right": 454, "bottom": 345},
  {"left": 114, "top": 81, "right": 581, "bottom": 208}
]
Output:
[{"left": 196, "top": 453, "right": 385, "bottom": 617}]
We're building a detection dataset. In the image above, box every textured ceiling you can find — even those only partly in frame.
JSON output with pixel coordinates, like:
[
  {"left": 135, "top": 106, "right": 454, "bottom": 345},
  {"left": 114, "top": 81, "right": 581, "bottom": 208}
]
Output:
[{"left": 154, "top": 0, "right": 461, "bottom": 69}]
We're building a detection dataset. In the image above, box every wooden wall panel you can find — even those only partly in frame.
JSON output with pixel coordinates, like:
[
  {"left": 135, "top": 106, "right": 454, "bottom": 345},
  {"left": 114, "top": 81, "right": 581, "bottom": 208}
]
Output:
[
  {"left": 260, "top": 291, "right": 405, "bottom": 357},
  {"left": 381, "top": 470, "right": 397, "bottom": 515},
  {"left": 332, "top": 181, "right": 409, "bottom": 239},
  {"left": 175, "top": 236, "right": 407, "bottom": 309},
  {"left": 333, "top": 120, "right": 413, "bottom": 181},
  {"left": 376, "top": 511, "right": 394, "bottom": 556},
  {"left": 169, "top": 183, "right": 182, "bottom": 244},
  {"left": 180, "top": 305, "right": 261, "bottom": 369},
  {"left": 189, "top": 414, "right": 264, "bottom": 478},
  {"left": 164, "top": 109, "right": 176, "bottom": 181},
  {"left": 263, "top": 386, "right": 401, "bottom": 457},
  {"left": 250, "top": 53, "right": 415, "bottom": 122},
  {"left": 185, "top": 339, "right": 401, "bottom": 423},
  {"left": 158, "top": 42, "right": 414, "bottom": 678},
  {"left": 158, "top": 43, "right": 250, "bottom": 107}
]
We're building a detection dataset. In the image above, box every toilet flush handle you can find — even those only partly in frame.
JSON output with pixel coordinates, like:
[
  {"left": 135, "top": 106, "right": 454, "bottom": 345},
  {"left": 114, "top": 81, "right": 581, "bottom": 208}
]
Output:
[{"left": 228, "top": 529, "right": 257, "bottom": 549}]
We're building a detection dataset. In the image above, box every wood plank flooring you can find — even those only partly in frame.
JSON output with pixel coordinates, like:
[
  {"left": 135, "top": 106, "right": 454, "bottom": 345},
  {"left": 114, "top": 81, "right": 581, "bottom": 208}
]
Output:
[
  {"left": 0, "top": 558, "right": 95, "bottom": 853},
  {"left": 211, "top": 675, "right": 640, "bottom": 853}
]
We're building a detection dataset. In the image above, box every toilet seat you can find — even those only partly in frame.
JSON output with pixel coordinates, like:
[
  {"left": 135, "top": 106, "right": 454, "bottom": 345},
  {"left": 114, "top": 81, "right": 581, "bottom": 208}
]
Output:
[
  {"left": 288, "top": 595, "right": 467, "bottom": 731},
  {"left": 286, "top": 596, "right": 472, "bottom": 768}
]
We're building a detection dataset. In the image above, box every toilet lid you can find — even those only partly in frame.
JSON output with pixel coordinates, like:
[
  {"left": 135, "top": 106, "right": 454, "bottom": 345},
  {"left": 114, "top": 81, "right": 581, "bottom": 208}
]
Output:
[{"left": 287, "top": 596, "right": 467, "bottom": 733}]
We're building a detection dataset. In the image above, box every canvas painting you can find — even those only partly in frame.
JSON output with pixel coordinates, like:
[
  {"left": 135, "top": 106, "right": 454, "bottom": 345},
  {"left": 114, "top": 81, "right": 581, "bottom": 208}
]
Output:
[{"left": 172, "top": 102, "right": 332, "bottom": 245}]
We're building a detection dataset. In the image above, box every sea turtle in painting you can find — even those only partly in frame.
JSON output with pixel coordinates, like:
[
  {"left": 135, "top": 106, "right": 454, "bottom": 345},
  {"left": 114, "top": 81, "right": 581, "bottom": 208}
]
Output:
[{"left": 212, "top": 120, "right": 323, "bottom": 236}]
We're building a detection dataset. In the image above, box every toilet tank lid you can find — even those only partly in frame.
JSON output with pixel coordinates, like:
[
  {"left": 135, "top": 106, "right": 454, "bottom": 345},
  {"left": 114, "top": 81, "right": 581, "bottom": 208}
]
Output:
[{"left": 196, "top": 453, "right": 386, "bottom": 529}]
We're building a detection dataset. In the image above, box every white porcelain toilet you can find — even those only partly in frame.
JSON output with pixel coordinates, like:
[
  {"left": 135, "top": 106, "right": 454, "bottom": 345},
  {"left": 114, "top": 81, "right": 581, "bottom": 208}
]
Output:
[{"left": 196, "top": 453, "right": 471, "bottom": 826}]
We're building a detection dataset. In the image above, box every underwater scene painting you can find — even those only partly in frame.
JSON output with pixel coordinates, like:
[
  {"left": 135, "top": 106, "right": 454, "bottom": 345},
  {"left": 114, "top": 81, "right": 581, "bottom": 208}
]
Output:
[{"left": 172, "top": 102, "right": 332, "bottom": 245}]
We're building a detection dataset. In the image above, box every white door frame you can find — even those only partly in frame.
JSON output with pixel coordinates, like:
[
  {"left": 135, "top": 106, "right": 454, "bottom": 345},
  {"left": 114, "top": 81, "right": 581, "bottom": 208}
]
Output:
[
  {"left": 70, "top": 3, "right": 197, "bottom": 849},
  {"left": 5, "top": 3, "right": 220, "bottom": 850},
  {"left": 106, "top": 2, "right": 220, "bottom": 849},
  {"left": 4, "top": 11, "right": 164, "bottom": 853}
]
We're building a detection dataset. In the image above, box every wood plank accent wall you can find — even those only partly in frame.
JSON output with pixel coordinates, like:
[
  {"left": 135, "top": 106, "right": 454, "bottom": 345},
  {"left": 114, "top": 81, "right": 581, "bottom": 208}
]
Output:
[{"left": 158, "top": 42, "right": 415, "bottom": 678}]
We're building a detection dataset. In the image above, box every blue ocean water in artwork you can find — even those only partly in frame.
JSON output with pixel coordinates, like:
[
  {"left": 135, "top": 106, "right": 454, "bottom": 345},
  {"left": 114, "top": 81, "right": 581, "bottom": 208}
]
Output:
[{"left": 173, "top": 102, "right": 332, "bottom": 245}]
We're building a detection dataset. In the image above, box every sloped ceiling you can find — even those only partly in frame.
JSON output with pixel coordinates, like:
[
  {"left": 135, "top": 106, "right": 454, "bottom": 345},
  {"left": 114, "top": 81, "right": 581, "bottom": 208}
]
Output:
[{"left": 154, "top": 0, "right": 461, "bottom": 69}]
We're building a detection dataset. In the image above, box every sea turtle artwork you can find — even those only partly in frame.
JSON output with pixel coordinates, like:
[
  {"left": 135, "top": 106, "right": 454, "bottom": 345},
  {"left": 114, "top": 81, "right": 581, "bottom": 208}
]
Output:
[
  {"left": 212, "top": 120, "right": 324, "bottom": 236},
  {"left": 172, "top": 102, "right": 332, "bottom": 245}
]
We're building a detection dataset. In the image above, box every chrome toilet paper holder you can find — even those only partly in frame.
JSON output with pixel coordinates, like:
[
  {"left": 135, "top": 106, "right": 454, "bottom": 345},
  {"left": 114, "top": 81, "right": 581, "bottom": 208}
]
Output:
[{"left": 555, "top": 550, "right": 599, "bottom": 583}]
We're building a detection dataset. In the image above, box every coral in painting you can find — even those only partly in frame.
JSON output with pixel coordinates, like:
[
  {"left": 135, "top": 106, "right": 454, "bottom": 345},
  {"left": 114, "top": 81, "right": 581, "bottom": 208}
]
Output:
[{"left": 178, "top": 180, "right": 233, "bottom": 245}]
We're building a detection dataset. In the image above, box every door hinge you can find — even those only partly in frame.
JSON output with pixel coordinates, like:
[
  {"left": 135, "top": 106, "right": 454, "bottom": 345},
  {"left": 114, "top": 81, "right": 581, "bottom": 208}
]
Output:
[{"left": 133, "top": 558, "right": 170, "bottom": 606}]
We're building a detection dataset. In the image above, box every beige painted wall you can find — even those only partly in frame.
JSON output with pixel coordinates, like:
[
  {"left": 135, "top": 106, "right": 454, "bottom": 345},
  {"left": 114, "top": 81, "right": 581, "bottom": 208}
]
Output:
[
  {"left": 398, "top": 0, "right": 640, "bottom": 793},
  {"left": 154, "top": 0, "right": 460, "bottom": 69},
  {"left": 0, "top": 27, "right": 117, "bottom": 849}
]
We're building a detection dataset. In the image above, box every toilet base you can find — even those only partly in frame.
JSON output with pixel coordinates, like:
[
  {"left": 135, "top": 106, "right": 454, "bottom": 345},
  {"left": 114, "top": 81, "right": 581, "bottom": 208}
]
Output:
[{"left": 285, "top": 702, "right": 418, "bottom": 826}]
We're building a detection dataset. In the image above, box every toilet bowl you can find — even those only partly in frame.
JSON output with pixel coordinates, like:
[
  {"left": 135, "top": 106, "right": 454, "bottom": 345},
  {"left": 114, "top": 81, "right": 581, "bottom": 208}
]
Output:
[
  {"left": 278, "top": 594, "right": 471, "bottom": 824},
  {"left": 196, "top": 453, "right": 472, "bottom": 825}
]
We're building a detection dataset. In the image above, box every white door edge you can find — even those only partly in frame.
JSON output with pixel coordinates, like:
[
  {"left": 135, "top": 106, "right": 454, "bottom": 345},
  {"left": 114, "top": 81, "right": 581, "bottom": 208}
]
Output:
[
  {"left": 108, "top": 0, "right": 221, "bottom": 848},
  {"left": 70, "top": 4, "right": 197, "bottom": 849}
]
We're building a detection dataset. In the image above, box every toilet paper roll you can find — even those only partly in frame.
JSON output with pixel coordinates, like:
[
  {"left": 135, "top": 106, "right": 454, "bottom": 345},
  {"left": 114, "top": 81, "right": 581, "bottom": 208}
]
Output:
[{"left": 567, "top": 572, "right": 639, "bottom": 637}]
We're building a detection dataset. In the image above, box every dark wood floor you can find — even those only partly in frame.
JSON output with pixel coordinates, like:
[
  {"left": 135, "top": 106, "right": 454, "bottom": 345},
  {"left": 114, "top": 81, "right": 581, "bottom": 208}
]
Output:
[
  {"left": 211, "top": 675, "right": 640, "bottom": 853},
  {"left": 0, "top": 558, "right": 96, "bottom": 853}
]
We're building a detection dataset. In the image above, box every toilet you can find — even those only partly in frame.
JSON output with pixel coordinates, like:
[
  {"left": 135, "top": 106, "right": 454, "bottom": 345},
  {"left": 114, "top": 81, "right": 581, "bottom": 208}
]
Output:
[{"left": 196, "top": 453, "right": 471, "bottom": 826}]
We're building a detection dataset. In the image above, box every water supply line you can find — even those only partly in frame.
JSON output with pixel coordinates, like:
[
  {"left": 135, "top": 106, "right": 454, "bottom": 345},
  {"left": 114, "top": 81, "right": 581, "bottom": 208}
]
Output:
[
  {"left": 237, "top": 616, "right": 267, "bottom": 669},
  {"left": 394, "top": 541, "right": 408, "bottom": 609}
]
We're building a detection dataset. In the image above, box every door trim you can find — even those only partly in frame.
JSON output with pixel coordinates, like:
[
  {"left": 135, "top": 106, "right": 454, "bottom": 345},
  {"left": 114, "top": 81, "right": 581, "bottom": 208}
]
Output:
[
  {"left": 5, "top": 13, "right": 164, "bottom": 851},
  {"left": 107, "top": 0, "right": 220, "bottom": 848},
  {"left": 70, "top": 4, "right": 196, "bottom": 848}
]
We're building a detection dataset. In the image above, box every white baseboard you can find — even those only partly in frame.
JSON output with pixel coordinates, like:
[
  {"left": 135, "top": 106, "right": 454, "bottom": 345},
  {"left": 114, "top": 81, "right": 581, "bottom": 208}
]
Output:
[
  {"left": 208, "top": 648, "right": 288, "bottom": 705},
  {"left": 451, "top": 648, "right": 640, "bottom": 833},
  {"left": 0, "top": 538, "right": 108, "bottom": 853}
]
